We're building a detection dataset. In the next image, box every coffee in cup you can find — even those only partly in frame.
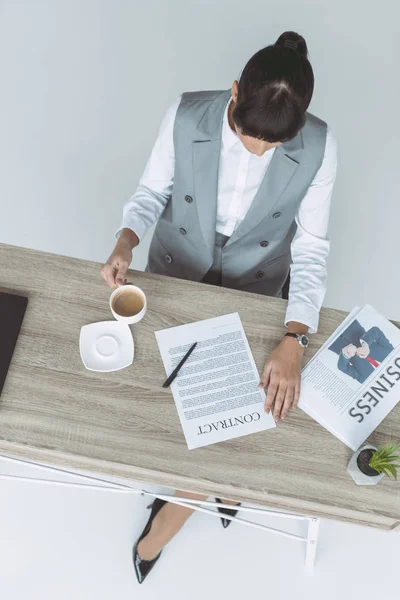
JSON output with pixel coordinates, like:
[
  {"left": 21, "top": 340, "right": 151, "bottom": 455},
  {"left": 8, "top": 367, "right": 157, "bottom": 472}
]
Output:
[{"left": 109, "top": 284, "right": 147, "bottom": 325}]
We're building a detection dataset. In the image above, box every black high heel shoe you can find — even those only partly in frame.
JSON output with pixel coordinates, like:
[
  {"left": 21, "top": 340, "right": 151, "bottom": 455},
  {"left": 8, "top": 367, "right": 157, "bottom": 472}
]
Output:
[
  {"left": 215, "top": 498, "right": 241, "bottom": 529},
  {"left": 133, "top": 498, "right": 167, "bottom": 584}
]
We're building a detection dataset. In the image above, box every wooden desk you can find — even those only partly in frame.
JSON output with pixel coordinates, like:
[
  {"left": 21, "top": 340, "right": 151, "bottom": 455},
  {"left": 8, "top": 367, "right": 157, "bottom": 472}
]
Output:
[{"left": 1, "top": 243, "right": 399, "bottom": 531}]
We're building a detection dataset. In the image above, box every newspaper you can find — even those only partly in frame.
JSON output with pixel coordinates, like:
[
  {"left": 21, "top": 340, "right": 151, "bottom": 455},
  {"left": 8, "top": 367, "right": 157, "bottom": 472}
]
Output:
[
  {"left": 299, "top": 305, "right": 400, "bottom": 450},
  {"left": 155, "top": 313, "right": 276, "bottom": 449}
]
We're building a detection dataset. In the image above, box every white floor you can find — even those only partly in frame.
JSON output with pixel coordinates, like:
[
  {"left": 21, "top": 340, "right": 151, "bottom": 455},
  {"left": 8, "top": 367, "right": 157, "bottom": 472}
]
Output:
[{"left": 0, "top": 457, "right": 398, "bottom": 600}]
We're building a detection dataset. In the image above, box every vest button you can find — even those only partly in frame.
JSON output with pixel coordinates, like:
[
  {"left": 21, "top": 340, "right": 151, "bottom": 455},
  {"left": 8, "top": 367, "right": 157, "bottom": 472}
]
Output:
[
  {"left": 184, "top": 195, "right": 193, "bottom": 203},
  {"left": 273, "top": 212, "right": 282, "bottom": 219},
  {"left": 165, "top": 254, "right": 173, "bottom": 264},
  {"left": 260, "top": 240, "right": 269, "bottom": 248},
  {"left": 256, "top": 271, "right": 264, "bottom": 279},
  {"left": 179, "top": 228, "right": 187, "bottom": 235}
]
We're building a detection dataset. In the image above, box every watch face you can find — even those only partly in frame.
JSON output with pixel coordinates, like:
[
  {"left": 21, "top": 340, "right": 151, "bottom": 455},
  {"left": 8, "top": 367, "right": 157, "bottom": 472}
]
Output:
[{"left": 299, "top": 335, "right": 309, "bottom": 348}]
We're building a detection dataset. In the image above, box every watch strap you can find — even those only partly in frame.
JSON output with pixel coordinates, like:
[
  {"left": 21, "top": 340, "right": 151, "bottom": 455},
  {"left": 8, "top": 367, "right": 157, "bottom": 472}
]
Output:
[{"left": 285, "top": 332, "right": 309, "bottom": 348}]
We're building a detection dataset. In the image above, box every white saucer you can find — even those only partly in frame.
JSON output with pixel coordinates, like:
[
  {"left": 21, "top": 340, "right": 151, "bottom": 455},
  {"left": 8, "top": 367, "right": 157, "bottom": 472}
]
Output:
[{"left": 79, "top": 321, "right": 134, "bottom": 372}]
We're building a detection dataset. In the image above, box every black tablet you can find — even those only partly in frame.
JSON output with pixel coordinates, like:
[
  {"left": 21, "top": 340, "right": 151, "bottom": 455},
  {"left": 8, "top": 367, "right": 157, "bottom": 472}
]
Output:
[{"left": 0, "top": 292, "right": 28, "bottom": 396}]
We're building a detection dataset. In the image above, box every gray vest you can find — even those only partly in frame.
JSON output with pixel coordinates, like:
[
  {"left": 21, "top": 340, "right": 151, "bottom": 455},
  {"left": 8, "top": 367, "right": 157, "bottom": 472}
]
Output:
[{"left": 147, "top": 90, "right": 327, "bottom": 296}]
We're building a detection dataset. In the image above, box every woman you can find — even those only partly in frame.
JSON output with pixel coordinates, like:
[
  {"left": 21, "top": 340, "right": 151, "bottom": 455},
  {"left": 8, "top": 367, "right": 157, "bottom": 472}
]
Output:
[{"left": 101, "top": 31, "right": 337, "bottom": 583}]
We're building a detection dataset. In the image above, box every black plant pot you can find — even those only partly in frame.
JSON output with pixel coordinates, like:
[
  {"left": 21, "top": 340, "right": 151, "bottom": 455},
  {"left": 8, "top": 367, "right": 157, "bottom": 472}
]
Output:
[
  {"left": 357, "top": 448, "right": 380, "bottom": 477},
  {"left": 347, "top": 445, "right": 384, "bottom": 485}
]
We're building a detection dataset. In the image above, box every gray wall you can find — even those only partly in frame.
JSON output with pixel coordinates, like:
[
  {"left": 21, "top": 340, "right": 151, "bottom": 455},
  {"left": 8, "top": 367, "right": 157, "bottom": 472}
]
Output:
[{"left": 1, "top": 1, "right": 398, "bottom": 318}]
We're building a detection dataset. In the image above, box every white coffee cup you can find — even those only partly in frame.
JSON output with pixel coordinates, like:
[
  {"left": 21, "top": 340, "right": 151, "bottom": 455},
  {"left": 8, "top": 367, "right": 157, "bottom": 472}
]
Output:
[{"left": 109, "top": 284, "right": 147, "bottom": 325}]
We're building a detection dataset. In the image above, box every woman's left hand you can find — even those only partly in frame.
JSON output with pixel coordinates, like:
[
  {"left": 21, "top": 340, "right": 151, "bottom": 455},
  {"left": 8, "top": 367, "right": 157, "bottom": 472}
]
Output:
[{"left": 259, "top": 337, "right": 304, "bottom": 421}]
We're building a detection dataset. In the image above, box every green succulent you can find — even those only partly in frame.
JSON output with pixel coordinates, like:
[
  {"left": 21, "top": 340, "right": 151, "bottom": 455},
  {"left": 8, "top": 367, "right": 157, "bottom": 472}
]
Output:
[{"left": 369, "top": 441, "right": 400, "bottom": 480}]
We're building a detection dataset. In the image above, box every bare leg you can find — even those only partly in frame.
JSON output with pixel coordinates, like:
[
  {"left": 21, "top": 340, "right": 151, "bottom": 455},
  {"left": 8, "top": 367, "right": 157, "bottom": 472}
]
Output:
[
  {"left": 218, "top": 498, "right": 240, "bottom": 505},
  {"left": 137, "top": 490, "right": 207, "bottom": 561}
]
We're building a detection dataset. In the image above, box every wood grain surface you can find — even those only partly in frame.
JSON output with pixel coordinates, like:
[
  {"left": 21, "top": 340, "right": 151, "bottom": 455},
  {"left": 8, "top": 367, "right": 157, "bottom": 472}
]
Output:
[{"left": 1, "top": 243, "right": 399, "bottom": 530}]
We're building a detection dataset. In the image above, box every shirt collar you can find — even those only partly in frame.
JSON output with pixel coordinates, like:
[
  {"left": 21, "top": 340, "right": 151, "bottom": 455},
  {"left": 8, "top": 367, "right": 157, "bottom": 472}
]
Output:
[{"left": 221, "top": 98, "right": 240, "bottom": 151}]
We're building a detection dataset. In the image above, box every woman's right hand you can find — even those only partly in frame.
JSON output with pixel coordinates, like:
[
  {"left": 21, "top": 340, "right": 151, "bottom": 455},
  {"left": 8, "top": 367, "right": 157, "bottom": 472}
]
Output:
[{"left": 100, "top": 229, "right": 138, "bottom": 289}]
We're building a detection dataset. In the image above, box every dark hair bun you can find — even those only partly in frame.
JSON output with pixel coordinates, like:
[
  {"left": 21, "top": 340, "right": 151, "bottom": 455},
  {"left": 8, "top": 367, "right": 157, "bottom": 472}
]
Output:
[{"left": 275, "top": 31, "right": 308, "bottom": 58}]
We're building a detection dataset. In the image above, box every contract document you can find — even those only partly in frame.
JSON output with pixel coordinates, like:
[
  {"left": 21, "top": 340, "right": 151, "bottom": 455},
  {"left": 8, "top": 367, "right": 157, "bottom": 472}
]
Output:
[{"left": 155, "top": 312, "right": 276, "bottom": 449}]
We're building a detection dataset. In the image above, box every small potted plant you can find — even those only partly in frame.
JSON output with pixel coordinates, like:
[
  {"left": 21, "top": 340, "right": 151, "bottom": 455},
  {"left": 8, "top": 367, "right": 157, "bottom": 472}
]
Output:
[{"left": 347, "top": 441, "right": 400, "bottom": 485}]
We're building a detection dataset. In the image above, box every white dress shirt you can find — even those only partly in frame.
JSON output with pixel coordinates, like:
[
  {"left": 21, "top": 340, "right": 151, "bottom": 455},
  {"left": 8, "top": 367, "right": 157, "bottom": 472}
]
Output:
[
  {"left": 118, "top": 96, "right": 337, "bottom": 333},
  {"left": 216, "top": 101, "right": 277, "bottom": 235}
]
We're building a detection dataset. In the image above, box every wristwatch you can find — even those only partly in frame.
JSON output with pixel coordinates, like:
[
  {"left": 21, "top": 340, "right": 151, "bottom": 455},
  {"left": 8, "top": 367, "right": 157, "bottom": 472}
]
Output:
[{"left": 284, "top": 332, "right": 310, "bottom": 348}]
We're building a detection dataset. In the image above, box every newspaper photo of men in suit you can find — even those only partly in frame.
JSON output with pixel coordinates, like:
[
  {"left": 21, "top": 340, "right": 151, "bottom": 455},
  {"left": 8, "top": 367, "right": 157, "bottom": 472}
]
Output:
[{"left": 329, "top": 319, "right": 394, "bottom": 384}]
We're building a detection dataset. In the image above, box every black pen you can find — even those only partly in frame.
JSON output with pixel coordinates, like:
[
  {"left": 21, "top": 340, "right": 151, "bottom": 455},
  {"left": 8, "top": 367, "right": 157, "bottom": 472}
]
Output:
[{"left": 162, "top": 342, "right": 198, "bottom": 388}]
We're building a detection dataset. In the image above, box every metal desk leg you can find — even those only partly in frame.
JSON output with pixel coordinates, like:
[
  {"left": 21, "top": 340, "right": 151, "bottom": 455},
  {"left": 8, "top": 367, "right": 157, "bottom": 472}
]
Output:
[
  {"left": 304, "top": 517, "right": 320, "bottom": 574},
  {"left": 1, "top": 454, "right": 321, "bottom": 573}
]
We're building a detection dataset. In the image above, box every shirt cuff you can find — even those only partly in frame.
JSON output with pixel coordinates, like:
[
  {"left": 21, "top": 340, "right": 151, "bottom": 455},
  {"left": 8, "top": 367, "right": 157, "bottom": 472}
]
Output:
[
  {"left": 115, "top": 218, "right": 148, "bottom": 244},
  {"left": 284, "top": 303, "right": 320, "bottom": 335}
]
